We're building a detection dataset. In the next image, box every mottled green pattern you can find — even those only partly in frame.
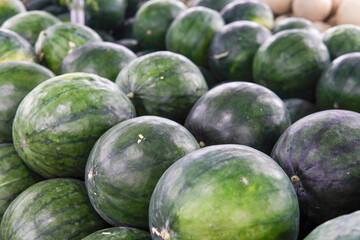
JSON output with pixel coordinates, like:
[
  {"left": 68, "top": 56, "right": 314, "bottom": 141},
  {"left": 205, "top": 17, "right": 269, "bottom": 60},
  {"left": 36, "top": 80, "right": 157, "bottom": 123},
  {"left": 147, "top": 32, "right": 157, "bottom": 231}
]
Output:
[
  {"left": 271, "top": 110, "right": 360, "bottom": 225},
  {"left": 35, "top": 23, "right": 102, "bottom": 73},
  {"left": 149, "top": 145, "right": 300, "bottom": 240},
  {"left": 272, "top": 17, "right": 319, "bottom": 35},
  {"left": 0, "top": 179, "right": 109, "bottom": 239},
  {"left": 1, "top": 10, "right": 61, "bottom": 45},
  {"left": 0, "top": 29, "right": 36, "bottom": 63},
  {"left": 0, "top": 0, "right": 25, "bottom": 25},
  {"left": 192, "top": 0, "right": 234, "bottom": 11},
  {"left": 12, "top": 73, "right": 136, "bottom": 179},
  {"left": 165, "top": 7, "right": 224, "bottom": 66},
  {"left": 0, "top": 143, "right": 42, "bottom": 222},
  {"left": 209, "top": 21, "right": 271, "bottom": 82},
  {"left": 58, "top": 42, "right": 136, "bottom": 82},
  {"left": 133, "top": 0, "right": 186, "bottom": 50},
  {"left": 116, "top": 51, "right": 208, "bottom": 123},
  {"left": 185, "top": 81, "right": 291, "bottom": 154},
  {"left": 82, "top": 227, "right": 151, "bottom": 240},
  {"left": 284, "top": 98, "right": 318, "bottom": 123},
  {"left": 322, "top": 25, "right": 360, "bottom": 60},
  {"left": 0, "top": 61, "right": 54, "bottom": 143},
  {"left": 85, "top": 116, "right": 199, "bottom": 229},
  {"left": 253, "top": 29, "right": 330, "bottom": 101}
]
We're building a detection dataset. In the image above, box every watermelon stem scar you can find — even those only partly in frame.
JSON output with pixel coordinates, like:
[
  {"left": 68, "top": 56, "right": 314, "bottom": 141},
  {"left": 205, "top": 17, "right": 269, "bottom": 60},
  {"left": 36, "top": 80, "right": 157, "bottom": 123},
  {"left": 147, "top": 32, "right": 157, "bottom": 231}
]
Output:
[
  {"left": 291, "top": 175, "right": 300, "bottom": 184},
  {"left": 152, "top": 227, "right": 170, "bottom": 240},
  {"left": 127, "top": 92, "right": 134, "bottom": 99}
]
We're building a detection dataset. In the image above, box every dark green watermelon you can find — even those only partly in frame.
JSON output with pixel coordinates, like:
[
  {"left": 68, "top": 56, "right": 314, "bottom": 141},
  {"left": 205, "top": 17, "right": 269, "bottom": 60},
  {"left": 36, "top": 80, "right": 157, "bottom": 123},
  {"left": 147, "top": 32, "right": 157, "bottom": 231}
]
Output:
[
  {"left": 12, "top": 73, "right": 136, "bottom": 179},
  {"left": 115, "top": 51, "right": 208, "bottom": 124},
  {"left": 82, "top": 227, "right": 151, "bottom": 240},
  {"left": 271, "top": 110, "right": 360, "bottom": 225},
  {"left": 272, "top": 17, "right": 320, "bottom": 35},
  {"left": 0, "top": 0, "right": 26, "bottom": 25},
  {"left": 23, "top": 0, "right": 68, "bottom": 16},
  {"left": 221, "top": 0, "right": 274, "bottom": 29},
  {"left": 126, "top": 0, "right": 149, "bottom": 18},
  {"left": 0, "top": 29, "right": 36, "bottom": 63},
  {"left": 1, "top": 10, "right": 61, "bottom": 45},
  {"left": 149, "top": 144, "right": 300, "bottom": 240},
  {"left": 209, "top": 20, "right": 271, "bottom": 82},
  {"left": 0, "top": 178, "right": 109, "bottom": 239},
  {"left": 34, "top": 22, "right": 102, "bottom": 73},
  {"left": 58, "top": 42, "right": 136, "bottom": 82},
  {"left": 0, "top": 143, "right": 42, "bottom": 222},
  {"left": 184, "top": 81, "right": 291, "bottom": 154},
  {"left": 94, "top": 29, "right": 115, "bottom": 42},
  {"left": 0, "top": 61, "right": 54, "bottom": 143},
  {"left": 85, "top": 116, "right": 199, "bottom": 229},
  {"left": 133, "top": 0, "right": 186, "bottom": 50},
  {"left": 317, "top": 53, "right": 360, "bottom": 112},
  {"left": 284, "top": 98, "right": 318, "bottom": 123},
  {"left": 192, "top": 0, "right": 234, "bottom": 11},
  {"left": 165, "top": 6, "right": 224, "bottom": 66},
  {"left": 253, "top": 29, "right": 330, "bottom": 101}
]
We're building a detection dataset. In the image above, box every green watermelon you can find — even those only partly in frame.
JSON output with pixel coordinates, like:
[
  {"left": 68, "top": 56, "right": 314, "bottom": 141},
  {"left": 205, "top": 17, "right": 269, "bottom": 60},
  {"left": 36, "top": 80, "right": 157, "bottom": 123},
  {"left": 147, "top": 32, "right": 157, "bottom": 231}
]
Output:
[
  {"left": 253, "top": 29, "right": 330, "bottom": 101},
  {"left": 1, "top": 10, "right": 61, "bottom": 45},
  {"left": 115, "top": 51, "right": 208, "bottom": 124},
  {"left": 133, "top": 0, "right": 186, "bottom": 50},
  {"left": 0, "top": 143, "right": 42, "bottom": 222},
  {"left": 192, "top": 0, "right": 234, "bottom": 11},
  {"left": 0, "top": 0, "right": 26, "bottom": 25},
  {"left": 23, "top": 0, "right": 68, "bottom": 16},
  {"left": 126, "top": 0, "right": 149, "bottom": 17},
  {"left": 0, "top": 178, "right": 109, "bottom": 239},
  {"left": 272, "top": 17, "right": 320, "bottom": 35},
  {"left": 165, "top": 6, "right": 224, "bottom": 66},
  {"left": 184, "top": 81, "right": 291, "bottom": 154},
  {"left": 82, "top": 227, "right": 151, "bottom": 240},
  {"left": 0, "top": 61, "right": 54, "bottom": 143},
  {"left": 34, "top": 22, "right": 102, "bottom": 73},
  {"left": 58, "top": 42, "right": 136, "bottom": 82},
  {"left": 209, "top": 20, "right": 271, "bottom": 82},
  {"left": 271, "top": 110, "right": 360, "bottom": 225},
  {"left": 12, "top": 73, "right": 136, "bottom": 179},
  {"left": 221, "top": 0, "right": 274, "bottom": 29},
  {"left": 317, "top": 53, "right": 360, "bottom": 112},
  {"left": 94, "top": 29, "right": 115, "bottom": 42},
  {"left": 284, "top": 98, "right": 318, "bottom": 123},
  {"left": 149, "top": 144, "right": 300, "bottom": 240},
  {"left": 0, "top": 29, "right": 36, "bottom": 63}
]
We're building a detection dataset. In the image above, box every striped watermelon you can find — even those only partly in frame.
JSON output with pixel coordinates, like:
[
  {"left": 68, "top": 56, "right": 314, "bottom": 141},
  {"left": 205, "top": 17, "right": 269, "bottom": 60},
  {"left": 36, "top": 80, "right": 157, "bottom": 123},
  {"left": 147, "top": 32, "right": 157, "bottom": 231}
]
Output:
[
  {"left": 82, "top": 227, "right": 151, "bottom": 239},
  {"left": 0, "top": 0, "right": 26, "bottom": 25},
  {"left": 272, "top": 17, "right": 320, "bottom": 35}
]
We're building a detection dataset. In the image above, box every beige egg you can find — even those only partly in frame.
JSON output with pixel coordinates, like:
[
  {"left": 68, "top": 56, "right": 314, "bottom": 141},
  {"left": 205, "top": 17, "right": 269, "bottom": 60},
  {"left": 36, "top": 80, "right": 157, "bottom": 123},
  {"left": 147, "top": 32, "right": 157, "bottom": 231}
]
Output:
[
  {"left": 292, "top": 0, "right": 332, "bottom": 21},
  {"left": 260, "top": 0, "right": 292, "bottom": 15},
  {"left": 337, "top": 0, "right": 360, "bottom": 25},
  {"left": 327, "top": 15, "right": 337, "bottom": 26},
  {"left": 332, "top": 0, "right": 343, "bottom": 11}
]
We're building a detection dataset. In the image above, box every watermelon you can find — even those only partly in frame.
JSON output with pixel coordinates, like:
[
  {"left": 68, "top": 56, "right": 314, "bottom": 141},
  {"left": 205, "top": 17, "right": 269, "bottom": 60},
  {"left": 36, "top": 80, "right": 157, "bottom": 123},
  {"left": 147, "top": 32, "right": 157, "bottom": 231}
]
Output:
[
  {"left": 115, "top": 51, "right": 208, "bottom": 124},
  {"left": 1, "top": 10, "right": 61, "bottom": 45},
  {"left": 209, "top": 20, "right": 271, "bottom": 82},
  {"left": 0, "top": 143, "right": 42, "bottom": 222},
  {"left": 272, "top": 17, "right": 320, "bottom": 35},
  {"left": 0, "top": 0, "right": 26, "bottom": 25},
  {"left": 149, "top": 144, "right": 300, "bottom": 240},
  {"left": 94, "top": 29, "right": 115, "bottom": 42},
  {"left": 322, "top": 24, "right": 360, "bottom": 60},
  {"left": 58, "top": 42, "right": 136, "bottom": 82},
  {"left": 85, "top": 116, "right": 199, "bottom": 229},
  {"left": 221, "top": 0, "right": 274, "bottom": 29},
  {"left": 34, "top": 22, "right": 102, "bottom": 73},
  {"left": 165, "top": 6, "right": 224, "bottom": 66},
  {"left": 0, "top": 178, "right": 109, "bottom": 239},
  {"left": 82, "top": 227, "right": 151, "bottom": 240},
  {"left": 133, "top": 0, "right": 186, "bottom": 50},
  {"left": 317, "top": 53, "right": 360, "bottom": 112},
  {"left": 23, "top": 0, "right": 68, "bottom": 16},
  {"left": 192, "top": 0, "right": 235, "bottom": 11},
  {"left": 0, "top": 29, "right": 36, "bottom": 63},
  {"left": 284, "top": 98, "right": 318, "bottom": 123},
  {"left": 271, "top": 110, "right": 360, "bottom": 225},
  {"left": 253, "top": 29, "right": 330, "bottom": 101},
  {"left": 126, "top": 0, "right": 149, "bottom": 17},
  {"left": 12, "top": 73, "right": 136, "bottom": 179},
  {"left": 184, "top": 81, "right": 291, "bottom": 154},
  {"left": 0, "top": 61, "right": 54, "bottom": 143}
]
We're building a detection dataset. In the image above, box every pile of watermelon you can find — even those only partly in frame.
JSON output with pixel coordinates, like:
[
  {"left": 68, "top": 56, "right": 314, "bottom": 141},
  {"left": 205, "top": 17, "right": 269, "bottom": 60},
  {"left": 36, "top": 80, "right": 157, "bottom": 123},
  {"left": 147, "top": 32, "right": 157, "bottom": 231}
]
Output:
[{"left": 1, "top": 0, "right": 360, "bottom": 239}]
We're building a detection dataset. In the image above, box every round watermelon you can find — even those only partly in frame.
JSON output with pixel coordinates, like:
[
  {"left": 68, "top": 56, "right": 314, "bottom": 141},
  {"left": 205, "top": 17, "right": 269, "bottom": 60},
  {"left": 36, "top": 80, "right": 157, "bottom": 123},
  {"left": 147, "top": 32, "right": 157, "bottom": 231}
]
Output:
[
  {"left": 126, "top": 0, "right": 149, "bottom": 17},
  {"left": 272, "top": 17, "right": 320, "bottom": 35},
  {"left": 192, "top": 0, "right": 235, "bottom": 11},
  {"left": 23, "top": 0, "right": 68, "bottom": 16},
  {"left": 0, "top": 0, "right": 26, "bottom": 25},
  {"left": 284, "top": 98, "right": 318, "bottom": 123},
  {"left": 82, "top": 227, "right": 151, "bottom": 240}
]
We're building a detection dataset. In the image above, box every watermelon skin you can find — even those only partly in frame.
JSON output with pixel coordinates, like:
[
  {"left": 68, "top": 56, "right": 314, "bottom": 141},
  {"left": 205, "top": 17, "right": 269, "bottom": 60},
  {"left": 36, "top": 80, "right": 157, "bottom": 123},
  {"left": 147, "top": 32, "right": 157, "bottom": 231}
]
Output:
[
  {"left": 149, "top": 144, "right": 300, "bottom": 240},
  {"left": 0, "top": 29, "right": 36, "bottom": 63},
  {"left": 58, "top": 42, "right": 136, "bottom": 82},
  {"left": 322, "top": 25, "right": 360, "bottom": 60},
  {"left": 271, "top": 110, "right": 360, "bottom": 225},
  {"left": 12, "top": 73, "right": 136, "bottom": 179},
  {"left": 0, "top": 143, "right": 42, "bottom": 222},
  {"left": 272, "top": 17, "right": 320, "bottom": 35},
  {"left": 221, "top": 0, "right": 274, "bottom": 30},
  {"left": 0, "top": 0, "right": 26, "bottom": 25},
  {"left": 115, "top": 51, "right": 208, "bottom": 124},
  {"left": 133, "top": 0, "right": 186, "bottom": 50},
  {"left": 0, "top": 178, "right": 109, "bottom": 239},
  {"left": 253, "top": 29, "right": 330, "bottom": 101},
  {"left": 166, "top": 7, "right": 224, "bottom": 66},
  {"left": 34, "top": 23, "right": 103, "bottom": 73},
  {"left": 209, "top": 20, "right": 271, "bottom": 82},
  {"left": 82, "top": 227, "right": 151, "bottom": 240},
  {"left": 23, "top": 0, "right": 68, "bottom": 16},
  {"left": 284, "top": 98, "right": 318, "bottom": 123},
  {"left": 126, "top": 0, "right": 149, "bottom": 18},
  {"left": 1, "top": 10, "right": 61, "bottom": 45},
  {"left": 0, "top": 61, "right": 54, "bottom": 143},
  {"left": 192, "top": 0, "right": 234, "bottom": 11},
  {"left": 184, "top": 81, "right": 291, "bottom": 154}
]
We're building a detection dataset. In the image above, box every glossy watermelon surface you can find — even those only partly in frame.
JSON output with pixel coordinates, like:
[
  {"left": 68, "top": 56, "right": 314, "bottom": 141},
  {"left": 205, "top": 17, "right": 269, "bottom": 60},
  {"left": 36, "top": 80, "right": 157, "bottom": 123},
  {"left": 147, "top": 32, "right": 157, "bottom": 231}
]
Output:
[
  {"left": 0, "top": 0, "right": 26, "bottom": 25},
  {"left": 192, "top": 0, "right": 234, "bottom": 11},
  {"left": 272, "top": 17, "right": 319, "bottom": 35},
  {"left": 82, "top": 227, "right": 151, "bottom": 240}
]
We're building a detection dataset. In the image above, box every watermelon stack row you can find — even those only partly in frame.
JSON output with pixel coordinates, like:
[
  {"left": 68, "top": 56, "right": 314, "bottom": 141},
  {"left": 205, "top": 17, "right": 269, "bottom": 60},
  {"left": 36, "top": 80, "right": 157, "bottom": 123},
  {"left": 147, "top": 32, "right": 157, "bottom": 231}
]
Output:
[{"left": 0, "top": 0, "right": 360, "bottom": 239}]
